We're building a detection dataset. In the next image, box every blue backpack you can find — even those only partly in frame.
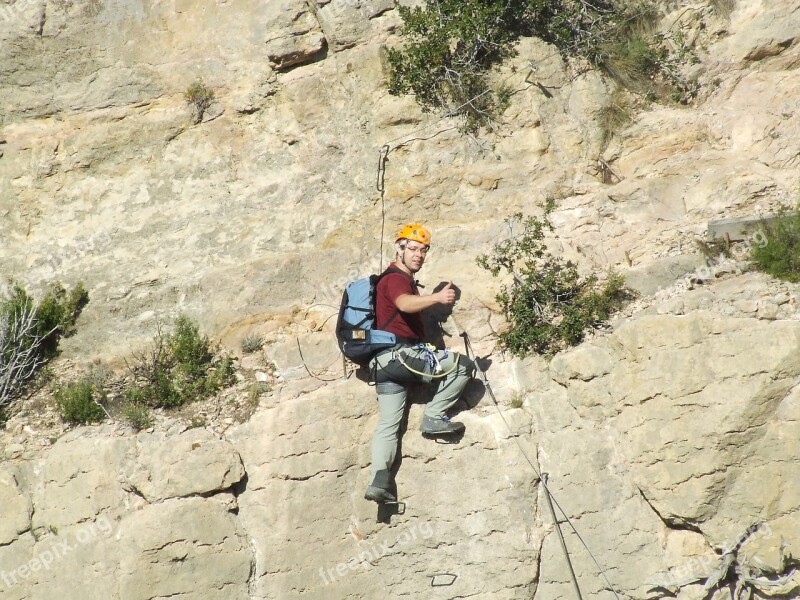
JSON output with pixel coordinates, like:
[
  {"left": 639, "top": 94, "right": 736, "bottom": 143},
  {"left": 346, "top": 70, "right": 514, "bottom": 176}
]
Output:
[{"left": 336, "top": 272, "right": 398, "bottom": 366}]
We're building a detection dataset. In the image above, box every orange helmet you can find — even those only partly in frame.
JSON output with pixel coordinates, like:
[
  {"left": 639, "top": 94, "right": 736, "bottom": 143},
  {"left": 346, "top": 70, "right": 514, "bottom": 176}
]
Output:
[{"left": 395, "top": 223, "right": 431, "bottom": 247}]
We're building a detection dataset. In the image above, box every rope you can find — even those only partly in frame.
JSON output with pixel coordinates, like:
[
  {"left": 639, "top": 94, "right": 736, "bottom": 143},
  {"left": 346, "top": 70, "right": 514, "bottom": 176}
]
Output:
[
  {"left": 294, "top": 305, "right": 343, "bottom": 382},
  {"left": 376, "top": 144, "right": 390, "bottom": 272},
  {"left": 542, "top": 472, "right": 584, "bottom": 600},
  {"left": 448, "top": 314, "right": 622, "bottom": 600},
  {"left": 394, "top": 347, "right": 460, "bottom": 379},
  {"left": 295, "top": 337, "right": 341, "bottom": 382}
]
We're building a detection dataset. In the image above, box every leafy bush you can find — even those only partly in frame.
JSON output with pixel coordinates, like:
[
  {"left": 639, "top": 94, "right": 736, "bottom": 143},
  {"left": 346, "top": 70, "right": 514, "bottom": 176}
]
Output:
[
  {"left": 477, "top": 209, "right": 635, "bottom": 356},
  {"left": 387, "top": 0, "right": 699, "bottom": 131},
  {"left": 386, "top": 0, "right": 546, "bottom": 130},
  {"left": 750, "top": 208, "right": 800, "bottom": 282},
  {"left": 55, "top": 377, "right": 106, "bottom": 425},
  {"left": 35, "top": 282, "right": 89, "bottom": 358},
  {"left": 0, "top": 282, "right": 88, "bottom": 407},
  {"left": 185, "top": 80, "right": 215, "bottom": 124},
  {"left": 121, "top": 401, "right": 153, "bottom": 431},
  {"left": 125, "top": 315, "right": 235, "bottom": 409},
  {"left": 207, "top": 354, "right": 236, "bottom": 390}
]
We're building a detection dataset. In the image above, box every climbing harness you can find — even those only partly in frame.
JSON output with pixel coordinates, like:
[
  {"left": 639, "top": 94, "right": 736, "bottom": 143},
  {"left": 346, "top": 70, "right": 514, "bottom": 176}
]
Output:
[{"left": 394, "top": 343, "right": 460, "bottom": 379}]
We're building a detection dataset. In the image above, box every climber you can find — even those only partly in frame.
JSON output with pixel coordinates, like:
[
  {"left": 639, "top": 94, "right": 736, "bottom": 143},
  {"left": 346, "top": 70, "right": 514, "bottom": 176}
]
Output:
[{"left": 364, "top": 223, "right": 475, "bottom": 504}]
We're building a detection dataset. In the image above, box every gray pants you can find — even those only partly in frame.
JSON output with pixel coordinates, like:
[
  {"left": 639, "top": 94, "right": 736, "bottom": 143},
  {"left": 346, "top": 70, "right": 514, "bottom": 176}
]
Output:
[{"left": 368, "top": 346, "right": 474, "bottom": 480}]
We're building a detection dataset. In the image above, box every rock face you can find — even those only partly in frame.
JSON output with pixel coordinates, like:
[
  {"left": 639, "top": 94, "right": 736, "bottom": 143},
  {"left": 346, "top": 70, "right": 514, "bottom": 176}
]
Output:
[
  {"left": 541, "top": 310, "right": 800, "bottom": 598},
  {"left": 265, "top": 0, "right": 328, "bottom": 70},
  {"left": 1, "top": 0, "right": 800, "bottom": 598},
  {"left": 0, "top": 426, "right": 252, "bottom": 599},
  {"left": 228, "top": 377, "right": 541, "bottom": 599},
  {"left": 127, "top": 428, "right": 246, "bottom": 502}
]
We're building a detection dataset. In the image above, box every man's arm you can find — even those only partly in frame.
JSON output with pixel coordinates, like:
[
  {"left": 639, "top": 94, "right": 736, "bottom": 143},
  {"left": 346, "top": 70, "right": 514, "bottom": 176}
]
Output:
[{"left": 394, "top": 282, "right": 455, "bottom": 313}]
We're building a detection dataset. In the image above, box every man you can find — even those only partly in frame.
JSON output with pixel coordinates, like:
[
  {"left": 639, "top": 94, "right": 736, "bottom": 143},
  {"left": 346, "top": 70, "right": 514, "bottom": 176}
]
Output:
[{"left": 365, "top": 223, "right": 475, "bottom": 503}]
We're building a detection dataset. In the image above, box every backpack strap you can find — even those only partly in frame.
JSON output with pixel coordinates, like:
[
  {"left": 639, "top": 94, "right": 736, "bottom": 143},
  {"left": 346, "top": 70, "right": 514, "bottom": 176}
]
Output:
[{"left": 375, "top": 266, "right": 418, "bottom": 331}]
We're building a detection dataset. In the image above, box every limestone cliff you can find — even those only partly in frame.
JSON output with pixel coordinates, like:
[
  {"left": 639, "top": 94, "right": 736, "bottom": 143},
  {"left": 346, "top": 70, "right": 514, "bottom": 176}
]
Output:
[{"left": 1, "top": 1, "right": 799, "bottom": 599}]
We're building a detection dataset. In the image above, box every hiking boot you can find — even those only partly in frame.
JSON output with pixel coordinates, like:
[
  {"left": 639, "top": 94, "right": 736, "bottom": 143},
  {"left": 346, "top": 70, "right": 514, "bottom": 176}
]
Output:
[
  {"left": 364, "top": 486, "right": 397, "bottom": 503},
  {"left": 364, "top": 470, "right": 396, "bottom": 504},
  {"left": 420, "top": 415, "right": 465, "bottom": 436}
]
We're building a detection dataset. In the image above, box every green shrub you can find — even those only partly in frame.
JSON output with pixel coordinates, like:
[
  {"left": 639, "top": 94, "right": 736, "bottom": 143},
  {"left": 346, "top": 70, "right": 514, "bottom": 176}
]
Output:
[
  {"left": 240, "top": 333, "right": 264, "bottom": 354},
  {"left": 750, "top": 208, "right": 800, "bottom": 282},
  {"left": 596, "top": 10, "right": 700, "bottom": 105},
  {"left": 1, "top": 282, "right": 88, "bottom": 359},
  {"left": 599, "top": 30, "right": 660, "bottom": 91},
  {"left": 207, "top": 354, "right": 236, "bottom": 391},
  {"left": 1, "top": 282, "right": 88, "bottom": 407},
  {"left": 121, "top": 401, "right": 153, "bottom": 431},
  {"left": 509, "top": 391, "right": 525, "bottom": 409},
  {"left": 478, "top": 209, "right": 635, "bottom": 356},
  {"left": 696, "top": 237, "right": 732, "bottom": 263},
  {"left": 125, "top": 315, "right": 235, "bottom": 409},
  {"left": 185, "top": 80, "right": 215, "bottom": 124},
  {"left": 387, "top": 0, "right": 699, "bottom": 132},
  {"left": 55, "top": 377, "right": 106, "bottom": 425},
  {"left": 247, "top": 381, "right": 270, "bottom": 406},
  {"left": 386, "top": 0, "right": 592, "bottom": 131},
  {"left": 35, "top": 282, "right": 89, "bottom": 358}
]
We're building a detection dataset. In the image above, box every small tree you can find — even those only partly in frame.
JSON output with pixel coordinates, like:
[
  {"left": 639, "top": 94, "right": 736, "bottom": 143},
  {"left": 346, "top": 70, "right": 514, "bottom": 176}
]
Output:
[
  {"left": 387, "top": 0, "right": 699, "bottom": 132},
  {"left": 386, "top": 0, "right": 564, "bottom": 130},
  {"left": 478, "top": 209, "right": 634, "bottom": 356},
  {"left": 0, "top": 300, "right": 47, "bottom": 407},
  {"left": 0, "top": 282, "right": 88, "bottom": 408}
]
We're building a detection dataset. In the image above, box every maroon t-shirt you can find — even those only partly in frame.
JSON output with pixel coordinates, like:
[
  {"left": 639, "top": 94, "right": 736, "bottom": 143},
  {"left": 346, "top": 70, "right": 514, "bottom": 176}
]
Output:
[{"left": 376, "top": 264, "right": 425, "bottom": 342}]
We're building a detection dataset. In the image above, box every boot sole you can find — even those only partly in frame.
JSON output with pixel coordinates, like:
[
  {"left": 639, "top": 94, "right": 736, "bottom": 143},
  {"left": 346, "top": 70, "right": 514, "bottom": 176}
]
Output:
[
  {"left": 364, "top": 488, "right": 397, "bottom": 504},
  {"left": 421, "top": 429, "right": 465, "bottom": 438},
  {"left": 420, "top": 424, "right": 465, "bottom": 437}
]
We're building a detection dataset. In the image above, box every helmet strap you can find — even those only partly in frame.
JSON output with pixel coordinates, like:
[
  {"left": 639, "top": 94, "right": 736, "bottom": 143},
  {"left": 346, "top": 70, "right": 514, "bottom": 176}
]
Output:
[{"left": 395, "top": 241, "right": 418, "bottom": 274}]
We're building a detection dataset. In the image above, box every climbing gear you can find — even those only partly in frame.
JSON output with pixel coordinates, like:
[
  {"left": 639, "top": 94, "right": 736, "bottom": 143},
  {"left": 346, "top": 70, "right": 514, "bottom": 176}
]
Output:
[
  {"left": 336, "top": 272, "right": 399, "bottom": 367},
  {"left": 421, "top": 344, "right": 447, "bottom": 373},
  {"left": 420, "top": 415, "right": 465, "bottom": 436},
  {"left": 364, "top": 469, "right": 397, "bottom": 504},
  {"left": 395, "top": 223, "right": 431, "bottom": 247},
  {"left": 394, "top": 344, "right": 460, "bottom": 380},
  {"left": 542, "top": 472, "right": 584, "bottom": 600},
  {"left": 377, "top": 145, "right": 389, "bottom": 272},
  {"left": 430, "top": 574, "right": 458, "bottom": 587}
]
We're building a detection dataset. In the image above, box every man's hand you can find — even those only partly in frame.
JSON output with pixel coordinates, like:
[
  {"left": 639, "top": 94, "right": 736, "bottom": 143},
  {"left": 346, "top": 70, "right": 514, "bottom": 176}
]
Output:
[
  {"left": 394, "top": 283, "right": 457, "bottom": 313},
  {"left": 436, "top": 282, "right": 456, "bottom": 306}
]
